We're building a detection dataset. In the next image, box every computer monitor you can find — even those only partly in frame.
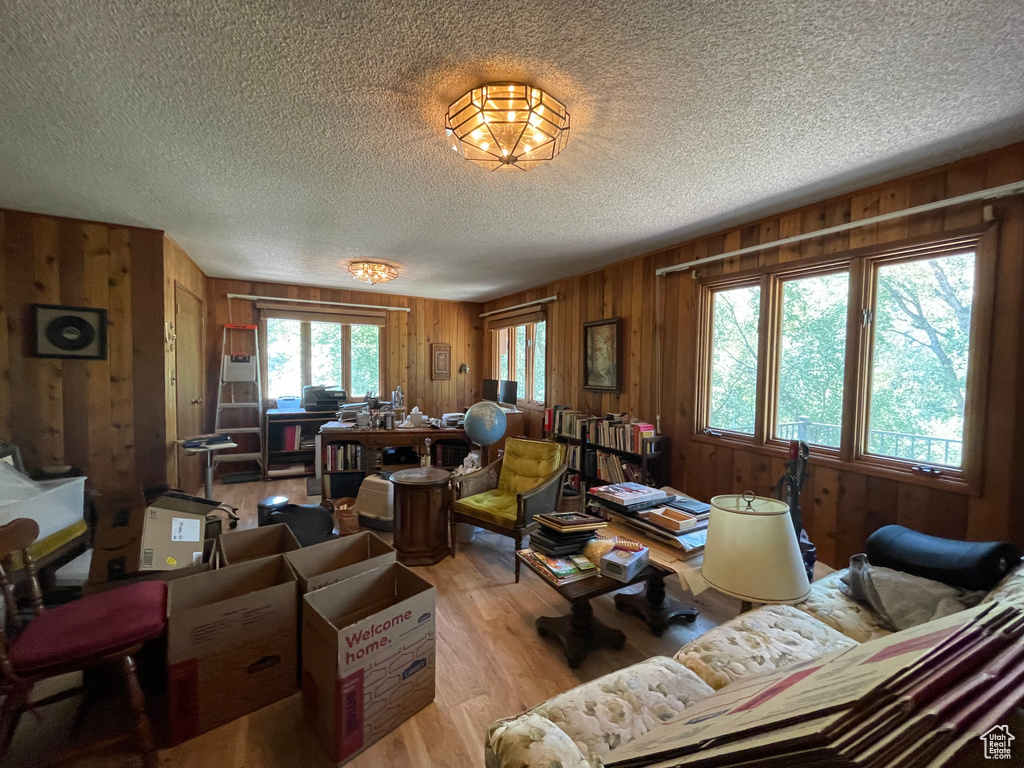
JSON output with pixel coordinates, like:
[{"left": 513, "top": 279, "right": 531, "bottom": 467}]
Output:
[
  {"left": 498, "top": 379, "right": 518, "bottom": 405},
  {"left": 482, "top": 378, "right": 499, "bottom": 402},
  {"left": 483, "top": 378, "right": 518, "bottom": 406}
]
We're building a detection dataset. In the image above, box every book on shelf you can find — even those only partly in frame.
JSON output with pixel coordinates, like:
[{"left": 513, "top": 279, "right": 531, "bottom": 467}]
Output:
[
  {"left": 589, "top": 482, "right": 667, "bottom": 507},
  {"left": 326, "top": 442, "right": 364, "bottom": 471},
  {"left": 432, "top": 441, "right": 470, "bottom": 468},
  {"left": 590, "top": 415, "right": 658, "bottom": 454},
  {"left": 517, "top": 549, "right": 595, "bottom": 585}
]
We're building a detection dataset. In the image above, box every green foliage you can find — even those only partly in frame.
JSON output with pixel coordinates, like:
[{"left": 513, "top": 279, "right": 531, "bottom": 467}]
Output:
[
  {"left": 265, "top": 319, "right": 380, "bottom": 399},
  {"left": 350, "top": 325, "right": 380, "bottom": 397},
  {"left": 709, "top": 286, "right": 760, "bottom": 433},
  {"left": 534, "top": 321, "right": 547, "bottom": 402},
  {"left": 266, "top": 318, "right": 301, "bottom": 398},
  {"left": 707, "top": 252, "right": 975, "bottom": 465}
]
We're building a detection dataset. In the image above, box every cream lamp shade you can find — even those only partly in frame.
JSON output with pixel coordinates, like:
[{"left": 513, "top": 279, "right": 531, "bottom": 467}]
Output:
[{"left": 701, "top": 492, "right": 811, "bottom": 604}]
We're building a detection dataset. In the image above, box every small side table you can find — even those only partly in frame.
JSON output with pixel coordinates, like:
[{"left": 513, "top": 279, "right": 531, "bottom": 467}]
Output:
[
  {"left": 391, "top": 467, "right": 452, "bottom": 565},
  {"left": 183, "top": 441, "right": 237, "bottom": 500}
]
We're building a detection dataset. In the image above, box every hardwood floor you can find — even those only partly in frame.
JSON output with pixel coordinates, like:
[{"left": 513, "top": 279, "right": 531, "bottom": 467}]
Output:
[{"left": 6, "top": 477, "right": 743, "bottom": 768}]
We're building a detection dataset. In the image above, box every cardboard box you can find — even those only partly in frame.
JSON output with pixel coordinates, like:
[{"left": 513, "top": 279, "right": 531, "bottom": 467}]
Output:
[
  {"left": 218, "top": 523, "right": 301, "bottom": 566},
  {"left": 83, "top": 539, "right": 217, "bottom": 596},
  {"left": 302, "top": 563, "right": 435, "bottom": 764},
  {"left": 90, "top": 491, "right": 218, "bottom": 583},
  {"left": 166, "top": 555, "right": 298, "bottom": 745},
  {"left": 600, "top": 546, "right": 650, "bottom": 582},
  {"left": 285, "top": 533, "right": 396, "bottom": 594}
]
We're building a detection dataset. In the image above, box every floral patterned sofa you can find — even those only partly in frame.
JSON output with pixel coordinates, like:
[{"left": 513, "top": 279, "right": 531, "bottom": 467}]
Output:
[{"left": 485, "top": 563, "right": 1024, "bottom": 768}]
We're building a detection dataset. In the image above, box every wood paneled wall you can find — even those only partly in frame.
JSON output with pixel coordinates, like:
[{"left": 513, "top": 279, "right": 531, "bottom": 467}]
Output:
[
  {"left": 204, "top": 279, "right": 484, "bottom": 437},
  {"left": 164, "top": 236, "right": 208, "bottom": 487},
  {"left": 483, "top": 143, "right": 1024, "bottom": 567},
  {"left": 0, "top": 208, "right": 167, "bottom": 494}
]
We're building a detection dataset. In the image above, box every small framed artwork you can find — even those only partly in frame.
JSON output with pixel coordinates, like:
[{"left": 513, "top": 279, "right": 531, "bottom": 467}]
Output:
[
  {"left": 431, "top": 343, "right": 451, "bottom": 380},
  {"left": 583, "top": 318, "right": 621, "bottom": 392},
  {"left": 33, "top": 304, "right": 108, "bottom": 359}
]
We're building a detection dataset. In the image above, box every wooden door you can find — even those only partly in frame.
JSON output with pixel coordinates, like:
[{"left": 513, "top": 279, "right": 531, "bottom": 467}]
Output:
[{"left": 175, "top": 285, "right": 205, "bottom": 493}]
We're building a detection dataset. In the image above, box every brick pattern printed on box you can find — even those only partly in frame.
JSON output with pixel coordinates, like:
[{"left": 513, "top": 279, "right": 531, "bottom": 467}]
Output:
[{"left": 338, "top": 612, "right": 435, "bottom": 761}]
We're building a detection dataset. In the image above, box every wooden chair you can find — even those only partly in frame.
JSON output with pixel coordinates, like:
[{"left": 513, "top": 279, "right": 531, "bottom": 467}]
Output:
[
  {"left": 0, "top": 519, "right": 166, "bottom": 767},
  {"left": 451, "top": 438, "right": 567, "bottom": 582}
]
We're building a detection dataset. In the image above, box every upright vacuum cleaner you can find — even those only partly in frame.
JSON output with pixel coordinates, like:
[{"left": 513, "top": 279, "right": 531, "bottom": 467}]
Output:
[{"left": 774, "top": 440, "right": 817, "bottom": 581}]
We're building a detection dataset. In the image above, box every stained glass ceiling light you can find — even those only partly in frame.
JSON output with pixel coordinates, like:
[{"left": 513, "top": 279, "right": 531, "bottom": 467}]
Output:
[
  {"left": 445, "top": 82, "right": 570, "bottom": 171},
  {"left": 348, "top": 261, "right": 398, "bottom": 285}
]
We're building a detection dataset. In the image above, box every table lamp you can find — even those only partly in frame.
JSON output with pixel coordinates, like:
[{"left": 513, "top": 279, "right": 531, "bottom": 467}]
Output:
[{"left": 701, "top": 491, "right": 811, "bottom": 608}]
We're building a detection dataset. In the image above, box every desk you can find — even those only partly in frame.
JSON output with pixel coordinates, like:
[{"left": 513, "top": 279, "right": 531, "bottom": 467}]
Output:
[
  {"left": 183, "top": 441, "right": 238, "bottom": 499},
  {"left": 318, "top": 423, "right": 469, "bottom": 500}
]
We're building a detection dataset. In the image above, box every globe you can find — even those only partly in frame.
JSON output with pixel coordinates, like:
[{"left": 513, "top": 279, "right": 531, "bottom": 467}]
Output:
[{"left": 463, "top": 401, "right": 507, "bottom": 446}]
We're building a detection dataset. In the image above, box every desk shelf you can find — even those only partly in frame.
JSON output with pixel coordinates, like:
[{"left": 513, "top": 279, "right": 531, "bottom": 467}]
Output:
[
  {"left": 264, "top": 408, "right": 335, "bottom": 480},
  {"left": 318, "top": 424, "right": 471, "bottom": 501}
]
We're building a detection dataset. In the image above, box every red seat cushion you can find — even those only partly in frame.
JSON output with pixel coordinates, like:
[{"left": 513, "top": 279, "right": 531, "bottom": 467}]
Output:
[{"left": 9, "top": 580, "right": 167, "bottom": 675}]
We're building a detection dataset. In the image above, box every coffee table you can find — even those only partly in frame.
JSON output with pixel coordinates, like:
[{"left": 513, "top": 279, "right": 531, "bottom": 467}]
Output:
[{"left": 517, "top": 553, "right": 697, "bottom": 668}]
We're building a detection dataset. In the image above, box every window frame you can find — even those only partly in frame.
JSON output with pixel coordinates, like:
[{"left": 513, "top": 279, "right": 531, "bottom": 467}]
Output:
[
  {"left": 491, "top": 320, "right": 547, "bottom": 408},
  {"left": 693, "top": 225, "right": 996, "bottom": 494},
  {"left": 262, "top": 318, "right": 384, "bottom": 402}
]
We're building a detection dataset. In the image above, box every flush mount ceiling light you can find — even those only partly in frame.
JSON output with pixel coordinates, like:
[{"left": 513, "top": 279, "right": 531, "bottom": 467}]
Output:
[
  {"left": 348, "top": 261, "right": 399, "bottom": 285},
  {"left": 445, "top": 82, "right": 570, "bottom": 171}
]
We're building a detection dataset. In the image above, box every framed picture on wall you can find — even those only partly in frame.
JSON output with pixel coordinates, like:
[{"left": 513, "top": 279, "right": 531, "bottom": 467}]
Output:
[
  {"left": 33, "top": 304, "right": 108, "bottom": 359},
  {"left": 583, "top": 318, "right": 621, "bottom": 392},
  {"left": 431, "top": 343, "right": 451, "bottom": 380}
]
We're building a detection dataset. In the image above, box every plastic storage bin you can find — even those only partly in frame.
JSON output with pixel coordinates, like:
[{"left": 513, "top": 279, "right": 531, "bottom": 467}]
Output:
[{"left": 0, "top": 464, "right": 85, "bottom": 540}]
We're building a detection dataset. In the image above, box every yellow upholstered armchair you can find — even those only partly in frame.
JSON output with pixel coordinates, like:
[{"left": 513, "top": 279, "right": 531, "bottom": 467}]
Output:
[{"left": 451, "top": 438, "right": 567, "bottom": 582}]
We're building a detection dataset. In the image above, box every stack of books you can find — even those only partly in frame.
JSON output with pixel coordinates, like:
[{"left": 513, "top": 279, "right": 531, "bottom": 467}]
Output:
[
  {"left": 547, "top": 407, "right": 592, "bottom": 439},
  {"left": 589, "top": 483, "right": 668, "bottom": 512},
  {"left": 532, "top": 511, "right": 607, "bottom": 557},
  {"left": 607, "top": 602, "right": 1024, "bottom": 768},
  {"left": 517, "top": 548, "right": 598, "bottom": 586},
  {"left": 326, "top": 443, "right": 364, "bottom": 471},
  {"left": 590, "top": 416, "right": 657, "bottom": 454}
]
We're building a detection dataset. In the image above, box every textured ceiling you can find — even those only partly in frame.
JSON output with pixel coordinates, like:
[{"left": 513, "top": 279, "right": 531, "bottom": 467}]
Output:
[{"left": 1, "top": 1, "right": 1023, "bottom": 302}]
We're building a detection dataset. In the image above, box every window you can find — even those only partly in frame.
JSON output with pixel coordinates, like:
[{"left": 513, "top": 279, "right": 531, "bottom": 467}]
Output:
[
  {"left": 695, "top": 231, "right": 992, "bottom": 486},
  {"left": 775, "top": 272, "right": 849, "bottom": 448},
  {"left": 708, "top": 285, "right": 761, "bottom": 435},
  {"left": 492, "top": 320, "right": 547, "bottom": 406},
  {"left": 266, "top": 318, "right": 302, "bottom": 400},
  {"left": 265, "top": 317, "right": 381, "bottom": 400},
  {"left": 867, "top": 252, "right": 974, "bottom": 467}
]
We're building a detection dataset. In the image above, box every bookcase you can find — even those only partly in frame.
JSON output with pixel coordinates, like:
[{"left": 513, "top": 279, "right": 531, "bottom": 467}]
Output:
[
  {"left": 318, "top": 425, "right": 472, "bottom": 501},
  {"left": 263, "top": 408, "right": 336, "bottom": 479},
  {"left": 543, "top": 408, "right": 668, "bottom": 489}
]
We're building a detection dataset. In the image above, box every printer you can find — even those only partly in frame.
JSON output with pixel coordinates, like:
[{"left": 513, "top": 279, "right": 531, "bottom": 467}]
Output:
[{"left": 302, "top": 385, "right": 347, "bottom": 411}]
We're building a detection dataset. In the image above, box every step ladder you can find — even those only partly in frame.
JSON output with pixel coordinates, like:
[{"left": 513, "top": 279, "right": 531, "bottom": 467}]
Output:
[{"left": 213, "top": 324, "right": 264, "bottom": 477}]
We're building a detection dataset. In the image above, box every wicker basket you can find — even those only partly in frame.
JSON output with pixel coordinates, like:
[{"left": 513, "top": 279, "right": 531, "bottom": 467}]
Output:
[{"left": 560, "top": 489, "right": 584, "bottom": 514}]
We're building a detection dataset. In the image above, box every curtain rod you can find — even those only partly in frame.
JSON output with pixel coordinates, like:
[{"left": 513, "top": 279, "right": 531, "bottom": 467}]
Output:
[
  {"left": 656, "top": 179, "right": 1024, "bottom": 277},
  {"left": 225, "top": 293, "right": 412, "bottom": 312},
  {"left": 479, "top": 295, "right": 560, "bottom": 318}
]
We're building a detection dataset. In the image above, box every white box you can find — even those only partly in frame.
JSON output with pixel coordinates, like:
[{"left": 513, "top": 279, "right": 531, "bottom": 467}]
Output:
[
  {"left": 0, "top": 465, "right": 85, "bottom": 541},
  {"left": 600, "top": 547, "right": 650, "bottom": 582}
]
